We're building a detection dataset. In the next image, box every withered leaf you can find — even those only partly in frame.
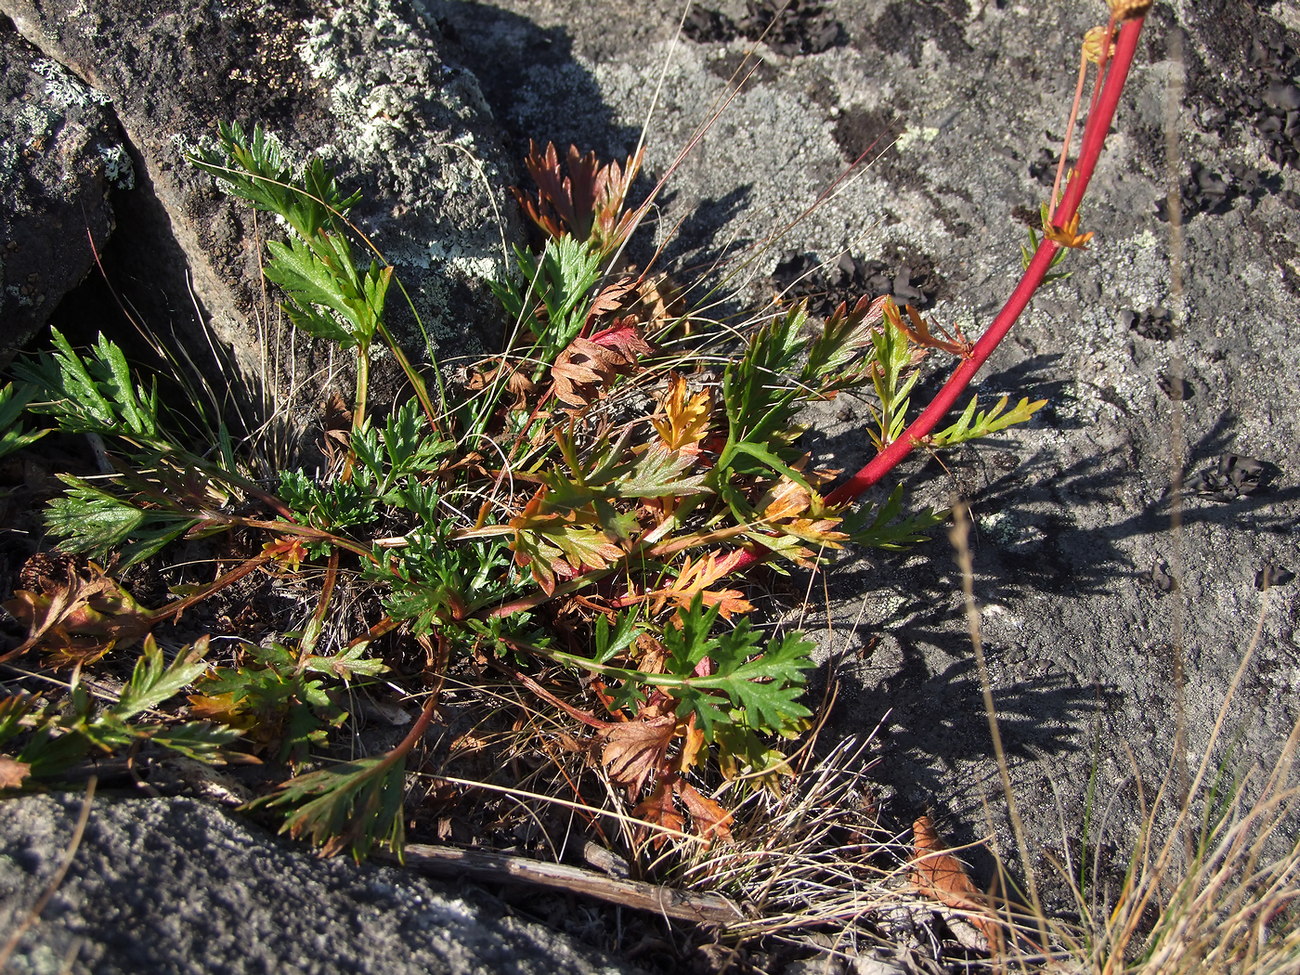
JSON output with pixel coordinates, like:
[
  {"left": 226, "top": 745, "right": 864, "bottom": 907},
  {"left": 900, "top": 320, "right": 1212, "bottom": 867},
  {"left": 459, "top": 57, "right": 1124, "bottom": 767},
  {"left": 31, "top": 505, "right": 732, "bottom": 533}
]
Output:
[
  {"left": 633, "top": 780, "right": 684, "bottom": 849},
  {"left": 586, "top": 277, "right": 640, "bottom": 321},
  {"left": 550, "top": 319, "right": 652, "bottom": 407},
  {"left": 674, "top": 781, "right": 733, "bottom": 844},
  {"left": 676, "top": 720, "right": 707, "bottom": 774},
  {"left": 0, "top": 755, "right": 31, "bottom": 789},
  {"left": 911, "top": 815, "right": 1003, "bottom": 951},
  {"left": 602, "top": 713, "right": 676, "bottom": 796},
  {"left": 1, "top": 558, "right": 151, "bottom": 667}
]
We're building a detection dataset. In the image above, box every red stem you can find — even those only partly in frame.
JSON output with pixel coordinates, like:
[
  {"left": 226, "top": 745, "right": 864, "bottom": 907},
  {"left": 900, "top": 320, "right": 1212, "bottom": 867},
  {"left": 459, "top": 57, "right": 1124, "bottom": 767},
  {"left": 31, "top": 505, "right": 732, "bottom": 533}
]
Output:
[
  {"left": 823, "top": 17, "right": 1143, "bottom": 509},
  {"left": 835, "top": 17, "right": 1143, "bottom": 507}
]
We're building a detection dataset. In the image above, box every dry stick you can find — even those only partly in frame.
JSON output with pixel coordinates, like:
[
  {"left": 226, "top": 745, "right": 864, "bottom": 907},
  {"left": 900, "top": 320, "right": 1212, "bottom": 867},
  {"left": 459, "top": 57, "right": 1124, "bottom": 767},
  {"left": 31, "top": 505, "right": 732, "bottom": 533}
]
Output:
[
  {"left": 950, "top": 504, "right": 1049, "bottom": 958},
  {"left": 393, "top": 843, "right": 741, "bottom": 925}
]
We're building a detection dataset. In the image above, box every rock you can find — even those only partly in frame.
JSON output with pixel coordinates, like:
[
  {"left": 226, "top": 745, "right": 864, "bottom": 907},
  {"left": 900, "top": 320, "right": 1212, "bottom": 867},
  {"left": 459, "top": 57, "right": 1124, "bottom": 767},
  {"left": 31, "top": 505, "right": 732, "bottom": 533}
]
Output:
[
  {"left": 0, "top": 793, "right": 638, "bottom": 975},
  {"left": 0, "top": 0, "right": 523, "bottom": 421},
  {"left": 0, "top": 25, "right": 130, "bottom": 367}
]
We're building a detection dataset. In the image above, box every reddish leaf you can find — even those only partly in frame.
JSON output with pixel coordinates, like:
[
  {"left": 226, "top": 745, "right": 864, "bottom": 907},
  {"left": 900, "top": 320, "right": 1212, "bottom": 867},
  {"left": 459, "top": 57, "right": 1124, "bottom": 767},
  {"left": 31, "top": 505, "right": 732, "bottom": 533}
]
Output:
[
  {"left": 911, "top": 815, "right": 1003, "bottom": 951},
  {"left": 587, "top": 319, "right": 652, "bottom": 360},
  {"left": 550, "top": 319, "right": 651, "bottom": 407},
  {"left": 633, "top": 780, "right": 684, "bottom": 849},
  {"left": 648, "top": 551, "right": 752, "bottom": 619},
  {"left": 513, "top": 142, "right": 645, "bottom": 256},
  {"left": 674, "top": 781, "right": 733, "bottom": 844},
  {"left": 885, "top": 300, "right": 972, "bottom": 358}
]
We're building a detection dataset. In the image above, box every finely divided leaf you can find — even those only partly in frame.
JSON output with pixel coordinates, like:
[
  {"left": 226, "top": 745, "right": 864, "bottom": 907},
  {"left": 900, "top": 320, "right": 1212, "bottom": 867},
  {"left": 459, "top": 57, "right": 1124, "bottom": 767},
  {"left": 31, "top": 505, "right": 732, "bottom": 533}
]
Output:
[
  {"left": 115, "top": 636, "right": 213, "bottom": 720},
  {"left": 928, "top": 394, "right": 1046, "bottom": 447}
]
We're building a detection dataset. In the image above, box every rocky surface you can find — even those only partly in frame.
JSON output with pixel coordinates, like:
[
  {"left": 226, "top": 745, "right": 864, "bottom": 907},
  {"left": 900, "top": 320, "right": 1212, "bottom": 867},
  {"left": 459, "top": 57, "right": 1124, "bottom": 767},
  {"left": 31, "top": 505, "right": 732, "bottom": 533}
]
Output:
[
  {"left": 429, "top": 0, "right": 1300, "bottom": 913},
  {"left": 0, "top": 27, "right": 129, "bottom": 366},
  {"left": 0, "top": 793, "right": 638, "bottom": 975},
  {"left": 0, "top": 0, "right": 522, "bottom": 425},
  {"left": 1, "top": 0, "right": 1298, "bottom": 970}
]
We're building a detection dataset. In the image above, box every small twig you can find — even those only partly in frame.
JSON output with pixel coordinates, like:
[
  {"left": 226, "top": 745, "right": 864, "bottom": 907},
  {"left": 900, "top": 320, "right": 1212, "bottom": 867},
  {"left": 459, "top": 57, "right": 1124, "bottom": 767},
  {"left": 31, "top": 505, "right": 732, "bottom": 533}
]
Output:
[
  {"left": 392, "top": 842, "right": 743, "bottom": 925},
  {"left": 483, "top": 657, "right": 615, "bottom": 731},
  {"left": 146, "top": 553, "right": 274, "bottom": 625}
]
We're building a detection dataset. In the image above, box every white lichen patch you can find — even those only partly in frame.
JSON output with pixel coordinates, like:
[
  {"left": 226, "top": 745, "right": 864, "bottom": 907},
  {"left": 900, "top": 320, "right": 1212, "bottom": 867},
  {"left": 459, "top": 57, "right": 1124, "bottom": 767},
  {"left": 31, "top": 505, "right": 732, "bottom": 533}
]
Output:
[
  {"left": 98, "top": 145, "right": 135, "bottom": 190},
  {"left": 895, "top": 124, "right": 940, "bottom": 152},
  {"left": 32, "top": 58, "right": 111, "bottom": 110},
  {"left": 978, "top": 510, "right": 1016, "bottom": 544},
  {"left": 291, "top": 0, "right": 513, "bottom": 352}
]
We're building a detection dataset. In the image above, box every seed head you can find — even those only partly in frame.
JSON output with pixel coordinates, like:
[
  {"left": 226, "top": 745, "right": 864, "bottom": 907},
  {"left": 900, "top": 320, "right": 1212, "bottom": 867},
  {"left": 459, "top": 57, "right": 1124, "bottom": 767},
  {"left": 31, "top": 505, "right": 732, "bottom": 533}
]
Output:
[{"left": 1083, "top": 25, "right": 1119, "bottom": 64}]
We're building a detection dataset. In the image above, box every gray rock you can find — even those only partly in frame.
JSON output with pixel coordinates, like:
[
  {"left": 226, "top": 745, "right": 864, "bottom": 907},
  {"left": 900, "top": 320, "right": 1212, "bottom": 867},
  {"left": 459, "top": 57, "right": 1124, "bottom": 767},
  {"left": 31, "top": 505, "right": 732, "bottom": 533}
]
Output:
[
  {"left": 433, "top": 0, "right": 1300, "bottom": 916},
  {"left": 0, "top": 26, "right": 128, "bottom": 366},
  {"left": 0, "top": 0, "right": 523, "bottom": 419},
  {"left": 0, "top": 793, "right": 637, "bottom": 975}
]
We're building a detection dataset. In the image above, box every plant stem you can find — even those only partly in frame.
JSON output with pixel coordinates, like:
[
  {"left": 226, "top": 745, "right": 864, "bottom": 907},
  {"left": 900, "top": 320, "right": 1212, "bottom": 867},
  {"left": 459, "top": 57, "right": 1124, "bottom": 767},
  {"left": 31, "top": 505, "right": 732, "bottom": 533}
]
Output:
[{"left": 824, "top": 16, "right": 1144, "bottom": 508}]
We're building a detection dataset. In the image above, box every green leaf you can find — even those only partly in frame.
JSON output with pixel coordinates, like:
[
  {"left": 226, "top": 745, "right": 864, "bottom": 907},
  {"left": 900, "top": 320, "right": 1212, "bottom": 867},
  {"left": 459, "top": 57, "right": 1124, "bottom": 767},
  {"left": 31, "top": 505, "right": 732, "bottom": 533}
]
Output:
[
  {"left": 610, "top": 443, "right": 710, "bottom": 498},
  {"left": 256, "top": 755, "right": 409, "bottom": 862},
  {"left": 0, "top": 383, "right": 48, "bottom": 459},
  {"left": 276, "top": 471, "right": 377, "bottom": 536},
  {"left": 15, "top": 330, "right": 160, "bottom": 440},
  {"left": 928, "top": 394, "right": 1046, "bottom": 448},
  {"left": 114, "top": 636, "right": 213, "bottom": 721},
  {"left": 722, "top": 307, "right": 808, "bottom": 445},
  {"left": 801, "top": 295, "right": 885, "bottom": 391},
  {"left": 494, "top": 237, "right": 604, "bottom": 369},
  {"left": 264, "top": 237, "right": 365, "bottom": 346},
  {"left": 594, "top": 611, "right": 641, "bottom": 666},
  {"left": 147, "top": 722, "right": 241, "bottom": 761},
  {"left": 45, "top": 476, "right": 199, "bottom": 566},
  {"left": 660, "top": 598, "right": 815, "bottom": 741},
  {"left": 200, "top": 640, "right": 347, "bottom": 764},
  {"left": 296, "top": 643, "right": 388, "bottom": 681},
  {"left": 868, "top": 311, "right": 921, "bottom": 448},
  {"left": 190, "top": 122, "right": 359, "bottom": 242},
  {"left": 0, "top": 693, "right": 39, "bottom": 748},
  {"left": 841, "top": 484, "right": 946, "bottom": 550}
]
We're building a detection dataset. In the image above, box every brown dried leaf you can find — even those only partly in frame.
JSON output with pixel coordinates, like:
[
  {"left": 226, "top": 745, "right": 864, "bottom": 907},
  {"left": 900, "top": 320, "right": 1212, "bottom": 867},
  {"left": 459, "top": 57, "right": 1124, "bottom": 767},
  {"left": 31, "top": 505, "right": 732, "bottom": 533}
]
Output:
[
  {"left": 1, "top": 558, "right": 150, "bottom": 667},
  {"left": 0, "top": 755, "right": 31, "bottom": 789},
  {"left": 634, "top": 273, "right": 685, "bottom": 330},
  {"left": 586, "top": 277, "right": 640, "bottom": 322},
  {"left": 633, "top": 779, "right": 684, "bottom": 850},
  {"left": 911, "top": 815, "right": 1003, "bottom": 951},
  {"left": 602, "top": 713, "right": 676, "bottom": 796},
  {"left": 550, "top": 319, "right": 651, "bottom": 407},
  {"left": 674, "top": 781, "right": 733, "bottom": 844}
]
